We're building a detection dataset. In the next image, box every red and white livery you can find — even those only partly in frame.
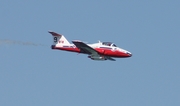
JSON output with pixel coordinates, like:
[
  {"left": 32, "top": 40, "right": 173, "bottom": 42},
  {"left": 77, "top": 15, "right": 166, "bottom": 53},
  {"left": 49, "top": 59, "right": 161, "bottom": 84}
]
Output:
[{"left": 49, "top": 31, "right": 132, "bottom": 61}]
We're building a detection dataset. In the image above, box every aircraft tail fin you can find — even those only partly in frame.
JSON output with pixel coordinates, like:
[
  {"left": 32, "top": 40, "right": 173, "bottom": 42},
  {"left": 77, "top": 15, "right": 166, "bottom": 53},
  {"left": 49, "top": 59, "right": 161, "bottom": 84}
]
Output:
[{"left": 48, "top": 31, "right": 70, "bottom": 46}]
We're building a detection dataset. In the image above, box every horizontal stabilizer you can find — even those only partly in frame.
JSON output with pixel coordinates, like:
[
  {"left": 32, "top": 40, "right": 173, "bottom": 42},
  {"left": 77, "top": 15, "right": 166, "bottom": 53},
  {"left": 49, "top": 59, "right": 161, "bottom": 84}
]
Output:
[{"left": 48, "top": 31, "right": 62, "bottom": 36}]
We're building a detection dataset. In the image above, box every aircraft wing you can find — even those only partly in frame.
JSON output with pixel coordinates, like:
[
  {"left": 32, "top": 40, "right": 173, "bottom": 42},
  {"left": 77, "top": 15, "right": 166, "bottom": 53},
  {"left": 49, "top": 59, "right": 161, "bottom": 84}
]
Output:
[
  {"left": 72, "top": 40, "right": 99, "bottom": 55},
  {"left": 105, "top": 56, "right": 116, "bottom": 61},
  {"left": 72, "top": 41, "right": 116, "bottom": 61}
]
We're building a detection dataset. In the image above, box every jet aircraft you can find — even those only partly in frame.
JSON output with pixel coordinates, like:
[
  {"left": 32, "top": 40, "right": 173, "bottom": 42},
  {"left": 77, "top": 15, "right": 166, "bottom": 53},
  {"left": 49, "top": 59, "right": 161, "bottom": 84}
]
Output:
[{"left": 49, "top": 31, "right": 132, "bottom": 61}]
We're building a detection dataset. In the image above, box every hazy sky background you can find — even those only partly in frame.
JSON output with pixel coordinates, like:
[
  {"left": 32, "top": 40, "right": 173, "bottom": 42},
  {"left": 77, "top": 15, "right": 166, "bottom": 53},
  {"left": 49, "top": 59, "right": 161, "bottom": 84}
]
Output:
[{"left": 0, "top": 0, "right": 180, "bottom": 106}]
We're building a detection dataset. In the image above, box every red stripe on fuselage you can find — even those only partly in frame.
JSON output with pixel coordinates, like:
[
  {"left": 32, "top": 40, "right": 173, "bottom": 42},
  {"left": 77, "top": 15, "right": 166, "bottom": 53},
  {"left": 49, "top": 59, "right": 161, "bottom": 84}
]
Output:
[
  {"left": 95, "top": 48, "right": 130, "bottom": 58},
  {"left": 51, "top": 45, "right": 130, "bottom": 58},
  {"left": 51, "top": 45, "right": 80, "bottom": 53}
]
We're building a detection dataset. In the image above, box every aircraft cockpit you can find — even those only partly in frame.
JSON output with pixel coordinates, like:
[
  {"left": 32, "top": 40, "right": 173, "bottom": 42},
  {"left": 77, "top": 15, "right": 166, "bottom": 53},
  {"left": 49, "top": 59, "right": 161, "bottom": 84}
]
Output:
[{"left": 102, "top": 42, "right": 117, "bottom": 47}]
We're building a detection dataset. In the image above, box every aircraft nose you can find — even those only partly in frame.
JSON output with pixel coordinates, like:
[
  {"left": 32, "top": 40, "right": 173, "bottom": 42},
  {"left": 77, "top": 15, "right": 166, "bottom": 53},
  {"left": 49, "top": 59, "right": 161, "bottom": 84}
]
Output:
[
  {"left": 129, "top": 53, "right": 132, "bottom": 57},
  {"left": 126, "top": 52, "right": 132, "bottom": 57}
]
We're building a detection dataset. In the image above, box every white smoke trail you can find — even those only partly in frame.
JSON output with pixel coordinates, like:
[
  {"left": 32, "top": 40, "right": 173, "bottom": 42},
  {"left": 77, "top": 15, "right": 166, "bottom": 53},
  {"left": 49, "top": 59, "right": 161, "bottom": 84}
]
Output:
[{"left": 0, "top": 39, "right": 46, "bottom": 46}]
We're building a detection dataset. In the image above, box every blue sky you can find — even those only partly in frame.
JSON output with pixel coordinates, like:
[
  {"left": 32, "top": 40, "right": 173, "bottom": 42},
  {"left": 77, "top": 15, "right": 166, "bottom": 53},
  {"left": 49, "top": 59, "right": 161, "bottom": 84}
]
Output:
[{"left": 0, "top": 0, "right": 180, "bottom": 106}]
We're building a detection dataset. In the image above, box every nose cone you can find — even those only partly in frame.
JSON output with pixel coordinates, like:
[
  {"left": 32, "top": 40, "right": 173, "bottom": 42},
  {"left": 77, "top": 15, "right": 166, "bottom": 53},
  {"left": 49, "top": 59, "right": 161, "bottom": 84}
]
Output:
[
  {"left": 126, "top": 52, "right": 132, "bottom": 57},
  {"left": 129, "top": 53, "right": 132, "bottom": 57}
]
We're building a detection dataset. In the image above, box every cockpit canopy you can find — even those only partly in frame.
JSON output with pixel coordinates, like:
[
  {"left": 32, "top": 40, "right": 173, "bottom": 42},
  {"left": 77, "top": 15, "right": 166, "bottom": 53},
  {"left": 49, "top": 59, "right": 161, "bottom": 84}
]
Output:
[{"left": 102, "top": 42, "right": 117, "bottom": 47}]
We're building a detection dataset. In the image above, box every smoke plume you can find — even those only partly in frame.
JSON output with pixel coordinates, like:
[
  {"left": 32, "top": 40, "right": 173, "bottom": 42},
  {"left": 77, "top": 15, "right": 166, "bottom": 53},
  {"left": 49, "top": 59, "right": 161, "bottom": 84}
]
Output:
[{"left": 0, "top": 39, "right": 46, "bottom": 46}]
